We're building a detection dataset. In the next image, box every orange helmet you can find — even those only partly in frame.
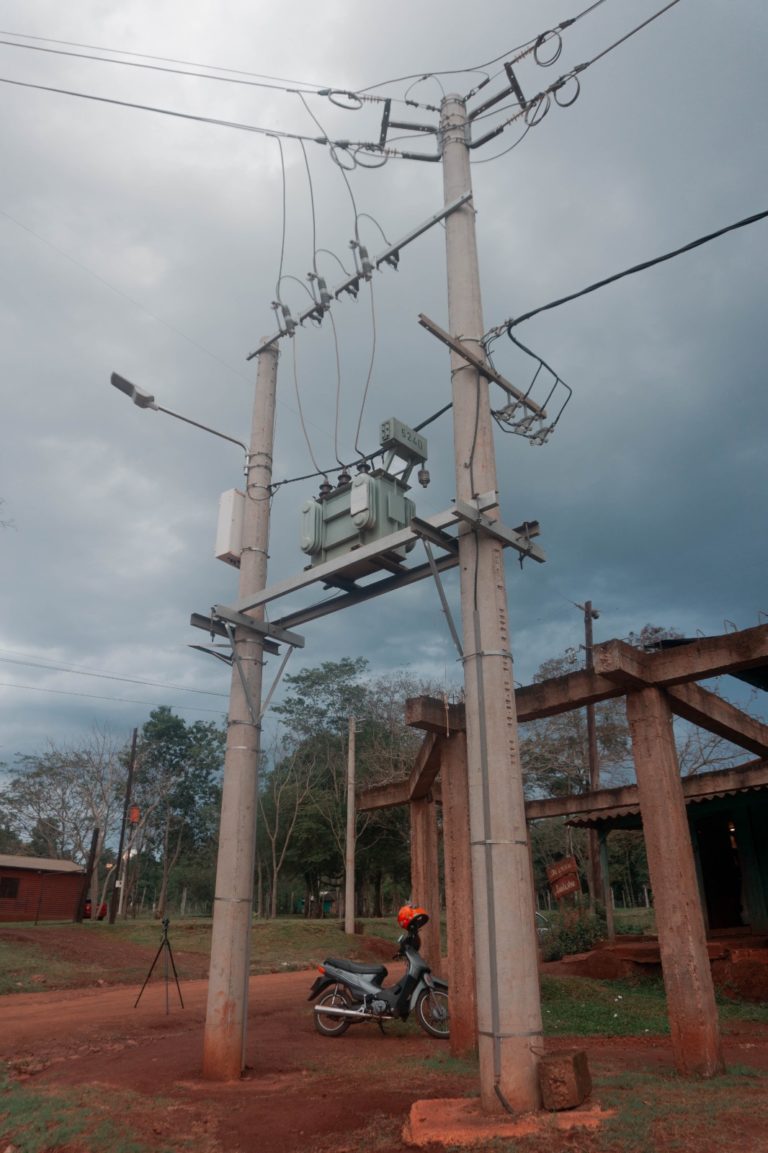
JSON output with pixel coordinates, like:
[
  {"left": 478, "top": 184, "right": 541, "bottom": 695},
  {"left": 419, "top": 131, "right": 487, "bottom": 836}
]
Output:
[{"left": 397, "top": 904, "right": 429, "bottom": 930}]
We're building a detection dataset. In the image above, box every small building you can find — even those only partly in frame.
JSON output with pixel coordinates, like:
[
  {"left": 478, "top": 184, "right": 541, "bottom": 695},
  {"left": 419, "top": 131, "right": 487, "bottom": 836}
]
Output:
[
  {"left": 566, "top": 762, "right": 768, "bottom": 935},
  {"left": 0, "top": 854, "right": 85, "bottom": 923}
]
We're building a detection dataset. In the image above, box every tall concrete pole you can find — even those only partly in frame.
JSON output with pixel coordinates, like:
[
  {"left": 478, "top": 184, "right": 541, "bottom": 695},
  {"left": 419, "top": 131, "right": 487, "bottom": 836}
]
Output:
[
  {"left": 344, "top": 715, "right": 356, "bottom": 934},
  {"left": 203, "top": 344, "right": 279, "bottom": 1080},
  {"left": 440, "top": 95, "right": 543, "bottom": 1114}
]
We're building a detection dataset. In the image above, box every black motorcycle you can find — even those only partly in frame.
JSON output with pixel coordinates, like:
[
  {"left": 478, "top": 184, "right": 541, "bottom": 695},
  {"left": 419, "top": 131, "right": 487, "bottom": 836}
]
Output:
[{"left": 308, "top": 907, "right": 449, "bottom": 1039}]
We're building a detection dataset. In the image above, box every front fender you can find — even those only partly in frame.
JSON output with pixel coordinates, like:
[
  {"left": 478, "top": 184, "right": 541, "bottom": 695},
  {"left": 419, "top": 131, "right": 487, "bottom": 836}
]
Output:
[{"left": 408, "top": 973, "right": 449, "bottom": 1010}]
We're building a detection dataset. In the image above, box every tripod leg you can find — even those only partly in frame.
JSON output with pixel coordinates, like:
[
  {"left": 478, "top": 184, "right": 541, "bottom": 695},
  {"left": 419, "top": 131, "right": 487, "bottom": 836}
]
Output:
[
  {"left": 165, "top": 941, "right": 185, "bottom": 1009},
  {"left": 134, "top": 941, "right": 165, "bottom": 1008}
]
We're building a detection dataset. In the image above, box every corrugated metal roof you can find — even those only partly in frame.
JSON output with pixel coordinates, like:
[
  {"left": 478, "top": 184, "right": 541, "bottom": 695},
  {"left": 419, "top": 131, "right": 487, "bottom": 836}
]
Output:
[
  {"left": 0, "top": 854, "right": 85, "bottom": 874},
  {"left": 568, "top": 775, "right": 768, "bottom": 830}
]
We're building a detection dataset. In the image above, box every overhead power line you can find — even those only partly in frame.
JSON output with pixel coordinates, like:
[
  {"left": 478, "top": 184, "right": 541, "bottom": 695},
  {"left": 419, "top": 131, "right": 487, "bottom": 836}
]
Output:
[
  {"left": 0, "top": 680, "right": 226, "bottom": 715},
  {"left": 0, "top": 28, "right": 334, "bottom": 90},
  {"left": 494, "top": 208, "right": 768, "bottom": 333},
  {"left": 0, "top": 653, "right": 228, "bottom": 697},
  {"left": 0, "top": 35, "right": 324, "bottom": 94},
  {"left": 0, "top": 75, "right": 377, "bottom": 149}
]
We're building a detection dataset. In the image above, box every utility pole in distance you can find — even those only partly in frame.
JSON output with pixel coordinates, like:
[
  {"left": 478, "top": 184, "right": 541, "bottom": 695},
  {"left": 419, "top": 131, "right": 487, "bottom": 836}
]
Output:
[
  {"left": 203, "top": 344, "right": 279, "bottom": 1080},
  {"left": 344, "top": 715, "right": 356, "bottom": 934},
  {"left": 441, "top": 95, "right": 543, "bottom": 1114}
]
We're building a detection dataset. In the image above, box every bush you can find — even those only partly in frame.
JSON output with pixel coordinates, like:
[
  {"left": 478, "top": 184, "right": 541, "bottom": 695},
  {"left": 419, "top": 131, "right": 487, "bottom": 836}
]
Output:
[{"left": 540, "top": 909, "right": 607, "bottom": 962}]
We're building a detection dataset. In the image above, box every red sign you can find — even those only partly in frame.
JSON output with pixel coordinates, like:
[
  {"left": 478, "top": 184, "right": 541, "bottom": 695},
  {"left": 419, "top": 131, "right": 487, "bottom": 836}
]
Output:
[
  {"left": 546, "top": 857, "right": 579, "bottom": 884},
  {"left": 550, "top": 873, "right": 581, "bottom": 901}
]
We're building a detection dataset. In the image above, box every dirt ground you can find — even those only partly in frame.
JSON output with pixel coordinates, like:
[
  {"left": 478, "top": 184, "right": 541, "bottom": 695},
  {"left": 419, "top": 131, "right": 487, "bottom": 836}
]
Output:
[{"left": 2, "top": 927, "right": 768, "bottom": 1153}]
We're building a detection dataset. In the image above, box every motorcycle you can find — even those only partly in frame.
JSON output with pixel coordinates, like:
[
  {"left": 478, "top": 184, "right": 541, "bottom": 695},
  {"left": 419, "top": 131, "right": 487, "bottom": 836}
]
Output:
[{"left": 308, "top": 905, "right": 449, "bottom": 1039}]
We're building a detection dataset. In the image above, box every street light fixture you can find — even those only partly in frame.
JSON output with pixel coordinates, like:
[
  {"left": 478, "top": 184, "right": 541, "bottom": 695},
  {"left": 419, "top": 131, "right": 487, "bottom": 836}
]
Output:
[{"left": 110, "top": 372, "right": 248, "bottom": 458}]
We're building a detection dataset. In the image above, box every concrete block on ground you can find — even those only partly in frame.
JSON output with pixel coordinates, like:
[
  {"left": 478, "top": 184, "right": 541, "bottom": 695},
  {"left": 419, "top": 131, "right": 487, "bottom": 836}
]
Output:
[
  {"left": 403, "top": 1097, "right": 614, "bottom": 1148},
  {"left": 538, "top": 1049, "right": 592, "bottom": 1111}
]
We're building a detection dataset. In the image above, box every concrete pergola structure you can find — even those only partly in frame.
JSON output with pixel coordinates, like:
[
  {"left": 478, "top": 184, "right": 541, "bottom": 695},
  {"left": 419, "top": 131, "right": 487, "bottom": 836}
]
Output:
[{"left": 358, "top": 624, "right": 768, "bottom": 1075}]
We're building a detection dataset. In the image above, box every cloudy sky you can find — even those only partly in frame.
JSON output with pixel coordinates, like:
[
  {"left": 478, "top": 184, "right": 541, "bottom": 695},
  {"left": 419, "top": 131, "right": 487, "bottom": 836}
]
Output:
[{"left": 1, "top": 0, "right": 766, "bottom": 764}]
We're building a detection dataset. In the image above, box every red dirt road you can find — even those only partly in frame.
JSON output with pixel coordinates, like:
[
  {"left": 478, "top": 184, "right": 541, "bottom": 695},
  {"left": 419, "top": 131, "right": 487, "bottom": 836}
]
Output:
[{"left": 3, "top": 931, "right": 768, "bottom": 1153}]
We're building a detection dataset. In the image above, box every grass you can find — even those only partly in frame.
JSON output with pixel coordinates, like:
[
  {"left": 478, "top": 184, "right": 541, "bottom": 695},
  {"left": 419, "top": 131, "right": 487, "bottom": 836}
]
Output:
[
  {"left": 0, "top": 1064, "right": 182, "bottom": 1153},
  {"left": 0, "top": 938, "right": 102, "bottom": 995},
  {"left": 541, "top": 973, "right": 768, "bottom": 1036}
]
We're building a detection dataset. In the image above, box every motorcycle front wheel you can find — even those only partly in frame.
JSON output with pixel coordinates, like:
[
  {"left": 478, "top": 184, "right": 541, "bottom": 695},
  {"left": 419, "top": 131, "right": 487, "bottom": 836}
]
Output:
[
  {"left": 314, "top": 986, "right": 354, "bottom": 1037},
  {"left": 415, "top": 988, "right": 450, "bottom": 1039}
]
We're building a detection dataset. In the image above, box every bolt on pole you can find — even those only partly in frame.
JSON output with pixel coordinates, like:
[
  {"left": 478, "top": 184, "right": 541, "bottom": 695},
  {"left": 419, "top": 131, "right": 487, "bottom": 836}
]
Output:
[
  {"left": 440, "top": 94, "right": 543, "bottom": 1114},
  {"left": 203, "top": 344, "right": 279, "bottom": 1080}
]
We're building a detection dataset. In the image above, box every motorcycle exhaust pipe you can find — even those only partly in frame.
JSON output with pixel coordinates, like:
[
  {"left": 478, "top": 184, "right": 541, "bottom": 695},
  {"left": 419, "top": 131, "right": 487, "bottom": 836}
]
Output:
[{"left": 313, "top": 1004, "right": 369, "bottom": 1020}]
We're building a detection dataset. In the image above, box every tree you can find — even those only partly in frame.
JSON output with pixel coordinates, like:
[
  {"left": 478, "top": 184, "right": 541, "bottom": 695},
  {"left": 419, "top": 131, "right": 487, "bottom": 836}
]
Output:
[
  {"left": 259, "top": 739, "right": 320, "bottom": 918},
  {"left": 0, "top": 729, "right": 128, "bottom": 872},
  {"left": 131, "top": 708, "right": 224, "bottom": 919}
]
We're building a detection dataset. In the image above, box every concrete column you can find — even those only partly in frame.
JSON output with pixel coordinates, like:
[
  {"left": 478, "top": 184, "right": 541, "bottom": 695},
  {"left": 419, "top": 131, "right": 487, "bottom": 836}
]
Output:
[
  {"left": 203, "top": 345, "right": 278, "bottom": 1079},
  {"left": 626, "top": 687, "right": 724, "bottom": 1076},
  {"left": 441, "top": 93, "right": 542, "bottom": 1113},
  {"left": 411, "top": 795, "right": 442, "bottom": 973},
  {"left": 441, "top": 731, "right": 477, "bottom": 1055}
]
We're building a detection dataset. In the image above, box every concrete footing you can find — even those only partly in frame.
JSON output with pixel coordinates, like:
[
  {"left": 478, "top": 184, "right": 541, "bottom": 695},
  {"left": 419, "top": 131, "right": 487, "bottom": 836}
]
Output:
[{"left": 403, "top": 1097, "right": 615, "bottom": 1148}]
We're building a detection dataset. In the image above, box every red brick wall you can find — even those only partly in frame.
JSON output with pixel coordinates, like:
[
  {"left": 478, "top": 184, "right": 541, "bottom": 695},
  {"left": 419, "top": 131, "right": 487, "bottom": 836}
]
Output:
[{"left": 0, "top": 868, "right": 84, "bottom": 923}]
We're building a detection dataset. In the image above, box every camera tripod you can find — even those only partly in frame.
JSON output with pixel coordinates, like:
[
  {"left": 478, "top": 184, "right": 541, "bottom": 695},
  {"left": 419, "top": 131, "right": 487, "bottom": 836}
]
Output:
[{"left": 134, "top": 916, "right": 184, "bottom": 1013}]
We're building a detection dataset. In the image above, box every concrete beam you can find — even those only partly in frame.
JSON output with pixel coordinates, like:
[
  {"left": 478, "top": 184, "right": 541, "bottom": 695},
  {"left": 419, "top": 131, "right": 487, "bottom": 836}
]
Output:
[
  {"left": 515, "top": 670, "right": 624, "bottom": 721},
  {"left": 667, "top": 682, "right": 768, "bottom": 756},
  {"left": 405, "top": 696, "right": 467, "bottom": 734},
  {"left": 594, "top": 625, "right": 768, "bottom": 689},
  {"left": 410, "top": 732, "right": 442, "bottom": 801},
  {"left": 357, "top": 779, "right": 410, "bottom": 811}
]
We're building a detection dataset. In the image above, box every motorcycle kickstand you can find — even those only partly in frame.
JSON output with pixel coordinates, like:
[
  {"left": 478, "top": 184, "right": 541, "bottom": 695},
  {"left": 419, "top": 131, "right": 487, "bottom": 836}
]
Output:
[{"left": 377, "top": 1018, "right": 386, "bottom": 1035}]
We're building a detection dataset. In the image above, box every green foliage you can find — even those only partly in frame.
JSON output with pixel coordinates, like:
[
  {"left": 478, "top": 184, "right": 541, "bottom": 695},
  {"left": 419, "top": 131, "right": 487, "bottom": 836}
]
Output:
[{"left": 539, "top": 908, "right": 607, "bottom": 961}]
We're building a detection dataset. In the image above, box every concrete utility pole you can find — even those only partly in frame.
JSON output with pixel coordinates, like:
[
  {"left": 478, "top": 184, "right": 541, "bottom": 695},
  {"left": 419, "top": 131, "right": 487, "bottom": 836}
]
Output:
[
  {"left": 344, "top": 715, "right": 356, "bottom": 934},
  {"left": 440, "top": 95, "right": 543, "bottom": 1114},
  {"left": 203, "top": 344, "right": 279, "bottom": 1080},
  {"left": 110, "top": 727, "right": 137, "bottom": 925}
]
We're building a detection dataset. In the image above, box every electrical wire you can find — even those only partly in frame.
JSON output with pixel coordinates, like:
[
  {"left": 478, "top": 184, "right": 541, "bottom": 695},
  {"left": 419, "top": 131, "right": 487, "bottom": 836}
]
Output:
[
  {"left": 268, "top": 400, "right": 453, "bottom": 495},
  {"left": 0, "top": 75, "right": 379, "bottom": 150},
  {"left": 0, "top": 35, "right": 324, "bottom": 95},
  {"left": 497, "top": 208, "right": 768, "bottom": 333},
  {"left": 0, "top": 680, "right": 226, "bottom": 714},
  {"left": 291, "top": 336, "right": 325, "bottom": 476},
  {"left": 274, "top": 137, "right": 287, "bottom": 298},
  {"left": 470, "top": 122, "right": 532, "bottom": 164},
  {"left": 0, "top": 27, "right": 335, "bottom": 89},
  {"left": 0, "top": 205, "right": 251, "bottom": 384},
  {"left": 354, "top": 280, "right": 378, "bottom": 458},
  {"left": 0, "top": 654, "right": 228, "bottom": 697}
]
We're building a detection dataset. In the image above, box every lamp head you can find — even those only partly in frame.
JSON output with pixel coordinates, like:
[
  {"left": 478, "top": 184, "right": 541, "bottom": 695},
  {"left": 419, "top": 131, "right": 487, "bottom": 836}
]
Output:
[{"left": 110, "top": 372, "right": 157, "bottom": 409}]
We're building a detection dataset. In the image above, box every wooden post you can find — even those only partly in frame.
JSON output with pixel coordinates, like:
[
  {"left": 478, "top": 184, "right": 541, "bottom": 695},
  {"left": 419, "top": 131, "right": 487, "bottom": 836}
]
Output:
[
  {"left": 441, "top": 731, "right": 477, "bottom": 1055},
  {"left": 411, "top": 795, "right": 442, "bottom": 973},
  {"left": 626, "top": 687, "right": 724, "bottom": 1076}
]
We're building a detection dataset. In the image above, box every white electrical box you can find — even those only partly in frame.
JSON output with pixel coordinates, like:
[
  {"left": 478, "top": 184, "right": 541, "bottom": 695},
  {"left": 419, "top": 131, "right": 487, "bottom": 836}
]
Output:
[{"left": 215, "top": 489, "right": 244, "bottom": 567}]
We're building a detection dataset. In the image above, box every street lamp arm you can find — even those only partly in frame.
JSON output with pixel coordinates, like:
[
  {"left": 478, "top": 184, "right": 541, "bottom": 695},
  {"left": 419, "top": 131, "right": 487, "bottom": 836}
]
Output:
[
  {"left": 154, "top": 405, "right": 248, "bottom": 456},
  {"left": 110, "top": 371, "right": 248, "bottom": 457}
]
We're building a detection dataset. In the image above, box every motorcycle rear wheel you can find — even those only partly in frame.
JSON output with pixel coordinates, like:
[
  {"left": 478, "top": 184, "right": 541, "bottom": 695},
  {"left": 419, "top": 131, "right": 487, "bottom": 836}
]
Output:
[
  {"left": 314, "top": 986, "right": 354, "bottom": 1037},
  {"left": 415, "top": 988, "right": 450, "bottom": 1039}
]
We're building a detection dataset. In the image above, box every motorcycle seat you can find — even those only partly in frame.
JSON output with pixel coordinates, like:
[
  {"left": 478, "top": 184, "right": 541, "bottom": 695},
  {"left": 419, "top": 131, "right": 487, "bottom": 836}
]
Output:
[{"left": 324, "top": 957, "right": 388, "bottom": 978}]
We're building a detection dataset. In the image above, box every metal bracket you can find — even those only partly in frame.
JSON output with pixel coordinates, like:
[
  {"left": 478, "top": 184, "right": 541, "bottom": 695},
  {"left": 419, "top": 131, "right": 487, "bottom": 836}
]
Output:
[
  {"left": 222, "top": 622, "right": 261, "bottom": 729},
  {"left": 421, "top": 539, "right": 464, "bottom": 659},
  {"left": 249, "top": 195, "right": 471, "bottom": 355},
  {"left": 418, "top": 313, "right": 547, "bottom": 419},
  {"left": 453, "top": 501, "right": 546, "bottom": 563}
]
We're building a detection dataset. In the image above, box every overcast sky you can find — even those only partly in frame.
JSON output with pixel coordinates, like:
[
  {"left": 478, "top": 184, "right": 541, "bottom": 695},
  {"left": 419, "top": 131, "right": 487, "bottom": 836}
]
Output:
[{"left": 1, "top": 0, "right": 766, "bottom": 764}]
